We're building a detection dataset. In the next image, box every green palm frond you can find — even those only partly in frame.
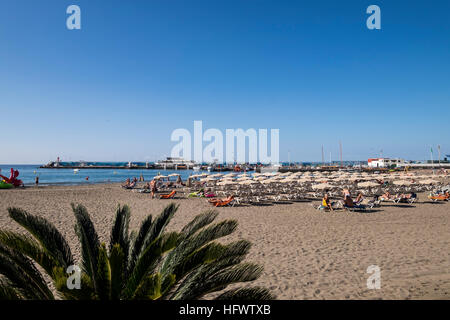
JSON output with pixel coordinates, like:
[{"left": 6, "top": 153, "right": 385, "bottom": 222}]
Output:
[
  {"left": 128, "top": 215, "right": 152, "bottom": 275},
  {"left": 72, "top": 204, "right": 100, "bottom": 290},
  {"left": 0, "top": 231, "right": 59, "bottom": 278},
  {"left": 180, "top": 210, "right": 218, "bottom": 238},
  {"left": 171, "top": 258, "right": 263, "bottom": 300},
  {"left": 0, "top": 243, "right": 54, "bottom": 300},
  {"left": 170, "top": 240, "right": 252, "bottom": 283},
  {"left": 160, "top": 219, "right": 238, "bottom": 278},
  {"left": 140, "top": 203, "right": 178, "bottom": 258},
  {"left": 133, "top": 273, "right": 162, "bottom": 300},
  {"left": 110, "top": 205, "right": 130, "bottom": 263},
  {"left": 124, "top": 232, "right": 179, "bottom": 299},
  {"left": 215, "top": 287, "right": 275, "bottom": 300},
  {"left": 95, "top": 244, "right": 111, "bottom": 300},
  {"left": 109, "top": 244, "right": 124, "bottom": 300},
  {"left": 0, "top": 278, "right": 21, "bottom": 300},
  {"left": 7, "top": 208, "right": 73, "bottom": 269},
  {"left": 53, "top": 266, "right": 94, "bottom": 300},
  {"left": 1, "top": 203, "right": 274, "bottom": 301}
]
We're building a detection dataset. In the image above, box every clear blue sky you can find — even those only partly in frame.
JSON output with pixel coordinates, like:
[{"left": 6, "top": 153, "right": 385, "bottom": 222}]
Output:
[{"left": 1, "top": 0, "right": 449, "bottom": 164}]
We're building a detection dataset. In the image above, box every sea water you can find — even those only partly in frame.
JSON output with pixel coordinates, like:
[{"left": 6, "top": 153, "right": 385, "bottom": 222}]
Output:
[{"left": 0, "top": 165, "right": 197, "bottom": 186}]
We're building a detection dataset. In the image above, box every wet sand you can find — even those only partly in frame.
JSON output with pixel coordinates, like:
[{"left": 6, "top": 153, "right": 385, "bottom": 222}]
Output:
[{"left": 0, "top": 184, "right": 449, "bottom": 300}]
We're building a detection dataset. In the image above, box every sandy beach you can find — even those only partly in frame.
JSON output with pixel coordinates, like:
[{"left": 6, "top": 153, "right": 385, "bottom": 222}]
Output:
[{"left": 1, "top": 183, "right": 448, "bottom": 300}]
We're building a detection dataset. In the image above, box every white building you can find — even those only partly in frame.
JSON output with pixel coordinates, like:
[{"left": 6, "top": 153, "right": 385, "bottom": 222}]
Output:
[{"left": 368, "top": 158, "right": 405, "bottom": 168}]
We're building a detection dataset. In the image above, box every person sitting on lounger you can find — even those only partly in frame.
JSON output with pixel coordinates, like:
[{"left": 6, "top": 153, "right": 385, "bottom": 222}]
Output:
[
  {"left": 122, "top": 178, "right": 131, "bottom": 188},
  {"left": 343, "top": 191, "right": 365, "bottom": 209},
  {"left": 380, "top": 191, "right": 395, "bottom": 201},
  {"left": 320, "top": 193, "right": 333, "bottom": 211}
]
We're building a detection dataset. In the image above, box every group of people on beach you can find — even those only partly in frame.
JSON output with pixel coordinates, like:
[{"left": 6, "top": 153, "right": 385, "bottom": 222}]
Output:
[
  {"left": 122, "top": 174, "right": 185, "bottom": 199},
  {"left": 320, "top": 189, "right": 365, "bottom": 211}
]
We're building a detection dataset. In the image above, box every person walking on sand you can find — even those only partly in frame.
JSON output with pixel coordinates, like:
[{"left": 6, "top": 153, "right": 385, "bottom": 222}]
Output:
[{"left": 150, "top": 179, "right": 157, "bottom": 199}]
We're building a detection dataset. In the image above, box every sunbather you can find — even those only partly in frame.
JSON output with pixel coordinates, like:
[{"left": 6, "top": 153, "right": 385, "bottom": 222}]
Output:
[
  {"left": 320, "top": 193, "right": 333, "bottom": 211},
  {"left": 343, "top": 191, "right": 365, "bottom": 210},
  {"left": 380, "top": 191, "right": 395, "bottom": 201},
  {"left": 122, "top": 178, "right": 131, "bottom": 188}
]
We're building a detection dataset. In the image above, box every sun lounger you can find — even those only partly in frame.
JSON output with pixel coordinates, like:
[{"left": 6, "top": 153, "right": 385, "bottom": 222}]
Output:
[
  {"left": 394, "top": 193, "right": 418, "bottom": 204},
  {"left": 214, "top": 196, "right": 235, "bottom": 207},
  {"left": 160, "top": 190, "right": 176, "bottom": 199},
  {"left": 428, "top": 193, "right": 449, "bottom": 202}
]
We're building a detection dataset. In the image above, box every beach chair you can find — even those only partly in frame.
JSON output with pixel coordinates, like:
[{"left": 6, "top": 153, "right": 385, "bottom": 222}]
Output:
[
  {"left": 428, "top": 193, "right": 449, "bottom": 202},
  {"left": 394, "top": 193, "right": 418, "bottom": 204},
  {"left": 160, "top": 190, "right": 176, "bottom": 199},
  {"left": 214, "top": 196, "right": 235, "bottom": 207}
]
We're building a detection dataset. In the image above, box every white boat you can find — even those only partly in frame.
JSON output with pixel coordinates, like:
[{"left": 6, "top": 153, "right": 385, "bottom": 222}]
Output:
[
  {"left": 193, "top": 166, "right": 201, "bottom": 171},
  {"left": 155, "top": 157, "right": 197, "bottom": 170}
]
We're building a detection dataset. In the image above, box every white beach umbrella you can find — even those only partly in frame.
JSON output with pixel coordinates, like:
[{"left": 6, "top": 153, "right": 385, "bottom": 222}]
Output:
[
  {"left": 223, "top": 173, "right": 236, "bottom": 178},
  {"left": 357, "top": 181, "right": 380, "bottom": 188},
  {"left": 393, "top": 180, "right": 413, "bottom": 186},
  {"left": 312, "top": 183, "right": 334, "bottom": 190},
  {"left": 239, "top": 180, "right": 257, "bottom": 185},
  {"left": 418, "top": 179, "right": 439, "bottom": 185},
  {"left": 254, "top": 176, "right": 267, "bottom": 181},
  {"left": 153, "top": 175, "right": 166, "bottom": 179}
]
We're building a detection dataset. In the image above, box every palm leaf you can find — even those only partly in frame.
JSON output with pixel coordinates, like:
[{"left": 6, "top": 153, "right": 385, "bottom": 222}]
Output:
[
  {"left": 180, "top": 210, "right": 218, "bottom": 238},
  {"left": 171, "top": 259, "right": 263, "bottom": 300},
  {"left": 124, "top": 232, "right": 179, "bottom": 299},
  {"left": 160, "top": 219, "right": 238, "bottom": 278},
  {"left": 95, "top": 244, "right": 111, "bottom": 300},
  {"left": 139, "top": 203, "right": 178, "bottom": 258},
  {"left": 128, "top": 215, "right": 152, "bottom": 275},
  {"left": 109, "top": 244, "right": 124, "bottom": 300},
  {"left": 7, "top": 208, "right": 73, "bottom": 269},
  {"left": 0, "top": 231, "right": 59, "bottom": 278},
  {"left": 0, "top": 278, "right": 21, "bottom": 300},
  {"left": 0, "top": 244, "right": 54, "bottom": 300},
  {"left": 109, "top": 205, "right": 130, "bottom": 264},
  {"left": 53, "top": 267, "right": 94, "bottom": 300},
  {"left": 72, "top": 204, "right": 100, "bottom": 291},
  {"left": 133, "top": 273, "right": 162, "bottom": 300},
  {"left": 215, "top": 287, "right": 275, "bottom": 300}
]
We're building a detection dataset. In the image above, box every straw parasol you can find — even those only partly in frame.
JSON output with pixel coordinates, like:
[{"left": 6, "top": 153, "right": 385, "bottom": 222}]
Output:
[
  {"left": 357, "top": 181, "right": 380, "bottom": 188},
  {"left": 418, "top": 179, "right": 439, "bottom": 185},
  {"left": 223, "top": 173, "right": 236, "bottom": 178},
  {"left": 312, "top": 183, "right": 334, "bottom": 190},
  {"left": 393, "top": 180, "right": 413, "bottom": 186}
]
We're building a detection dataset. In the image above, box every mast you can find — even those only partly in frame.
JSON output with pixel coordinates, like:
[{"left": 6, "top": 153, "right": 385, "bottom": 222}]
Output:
[
  {"left": 339, "top": 141, "right": 343, "bottom": 168},
  {"left": 321, "top": 145, "right": 324, "bottom": 167}
]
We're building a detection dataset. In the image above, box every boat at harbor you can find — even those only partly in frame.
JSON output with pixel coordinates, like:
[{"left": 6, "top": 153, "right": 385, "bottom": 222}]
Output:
[{"left": 154, "top": 157, "right": 197, "bottom": 170}]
